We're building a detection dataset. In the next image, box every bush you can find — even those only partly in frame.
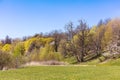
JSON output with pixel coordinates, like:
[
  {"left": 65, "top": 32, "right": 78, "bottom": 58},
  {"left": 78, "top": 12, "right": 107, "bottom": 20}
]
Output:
[
  {"left": 40, "top": 44, "right": 62, "bottom": 61},
  {"left": 13, "top": 56, "right": 27, "bottom": 68},
  {"left": 39, "top": 51, "right": 63, "bottom": 61},
  {"left": 29, "top": 53, "right": 40, "bottom": 61},
  {"left": 0, "top": 51, "right": 13, "bottom": 70},
  {"left": 13, "top": 42, "right": 25, "bottom": 57},
  {"left": 2, "top": 44, "right": 11, "bottom": 52}
]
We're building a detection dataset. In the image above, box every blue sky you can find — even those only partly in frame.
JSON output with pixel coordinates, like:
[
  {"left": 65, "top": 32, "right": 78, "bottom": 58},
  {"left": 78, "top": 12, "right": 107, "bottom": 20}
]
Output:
[{"left": 0, "top": 0, "right": 120, "bottom": 39}]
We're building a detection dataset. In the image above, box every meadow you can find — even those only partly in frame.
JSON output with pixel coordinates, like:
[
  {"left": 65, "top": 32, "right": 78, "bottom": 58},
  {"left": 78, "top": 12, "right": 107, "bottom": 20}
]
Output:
[{"left": 0, "top": 65, "right": 120, "bottom": 80}]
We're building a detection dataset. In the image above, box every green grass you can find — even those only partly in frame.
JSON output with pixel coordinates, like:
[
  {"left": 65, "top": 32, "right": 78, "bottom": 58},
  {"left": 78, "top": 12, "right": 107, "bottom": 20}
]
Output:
[
  {"left": 1, "top": 56, "right": 120, "bottom": 80},
  {"left": 100, "top": 58, "right": 120, "bottom": 66},
  {"left": 63, "top": 56, "right": 77, "bottom": 64},
  {"left": 81, "top": 59, "right": 100, "bottom": 65},
  {"left": 0, "top": 66, "right": 120, "bottom": 80}
]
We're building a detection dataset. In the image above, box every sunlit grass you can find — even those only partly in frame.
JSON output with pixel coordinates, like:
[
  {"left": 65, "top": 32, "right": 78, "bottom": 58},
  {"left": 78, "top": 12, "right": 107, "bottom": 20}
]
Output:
[{"left": 0, "top": 66, "right": 120, "bottom": 80}]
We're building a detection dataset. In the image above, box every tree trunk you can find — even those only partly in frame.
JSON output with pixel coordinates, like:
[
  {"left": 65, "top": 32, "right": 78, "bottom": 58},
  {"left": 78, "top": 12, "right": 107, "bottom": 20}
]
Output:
[
  {"left": 0, "top": 66, "right": 4, "bottom": 70},
  {"left": 75, "top": 55, "right": 81, "bottom": 62},
  {"left": 81, "top": 56, "right": 84, "bottom": 62},
  {"left": 80, "top": 53, "right": 84, "bottom": 62}
]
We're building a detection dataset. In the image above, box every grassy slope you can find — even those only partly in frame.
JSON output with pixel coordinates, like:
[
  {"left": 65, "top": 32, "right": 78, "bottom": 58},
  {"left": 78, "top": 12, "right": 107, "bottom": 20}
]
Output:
[
  {"left": 101, "top": 58, "right": 120, "bottom": 66},
  {"left": 80, "top": 57, "right": 120, "bottom": 66},
  {"left": 0, "top": 66, "right": 120, "bottom": 80}
]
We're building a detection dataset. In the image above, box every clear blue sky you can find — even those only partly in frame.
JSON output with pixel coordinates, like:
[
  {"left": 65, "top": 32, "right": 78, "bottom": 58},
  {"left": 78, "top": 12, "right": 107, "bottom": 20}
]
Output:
[{"left": 0, "top": 0, "right": 120, "bottom": 39}]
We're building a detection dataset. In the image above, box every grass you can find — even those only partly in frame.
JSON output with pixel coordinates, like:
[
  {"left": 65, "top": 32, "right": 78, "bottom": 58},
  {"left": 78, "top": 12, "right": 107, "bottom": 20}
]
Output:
[
  {"left": 82, "top": 56, "right": 120, "bottom": 66},
  {"left": 100, "top": 58, "right": 120, "bottom": 66},
  {"left": 1, "top": 57, "right": 120, "bottom": 80},
  {"left": 0, "top": 66, "right": 120, "bottom": 80},
  {"left": 81, "top": 59, "right": 100, "bottom": 65},
  {"left": 63, "top": 56, "right": 78, "bottom": 64}
]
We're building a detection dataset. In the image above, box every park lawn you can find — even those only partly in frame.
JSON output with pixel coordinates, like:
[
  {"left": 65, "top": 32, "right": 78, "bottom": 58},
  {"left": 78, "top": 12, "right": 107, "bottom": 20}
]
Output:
[{"left": 0, "top": 66, "right": 120, "bottom": 80}]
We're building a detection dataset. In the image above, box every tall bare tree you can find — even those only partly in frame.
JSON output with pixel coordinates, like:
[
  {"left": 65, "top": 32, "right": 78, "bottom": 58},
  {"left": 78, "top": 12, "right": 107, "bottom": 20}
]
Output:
[
  {"left": 65, "top": 22, "right": 75, "bottom": 41},
  {"left": 51, "top": 30, "right": 63, "bottom": 52},
  {"left": 74, "top": 20, "right": 90, "bottom": 62}
]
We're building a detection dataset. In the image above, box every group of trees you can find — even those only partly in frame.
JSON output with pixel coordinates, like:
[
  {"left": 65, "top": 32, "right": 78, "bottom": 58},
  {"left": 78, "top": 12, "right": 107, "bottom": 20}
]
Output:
[
  {"left": 0, "top": 18, "right": 120, "bottom": 70},
  {"left": 63, "top": 18, "right": 120, "bottom": 62}
]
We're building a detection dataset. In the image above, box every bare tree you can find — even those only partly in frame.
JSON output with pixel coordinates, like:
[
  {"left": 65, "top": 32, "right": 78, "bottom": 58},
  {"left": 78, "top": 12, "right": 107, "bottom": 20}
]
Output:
[
  {"left": 1, "top": 35, "right": 12, "bottom": 44},
  {"left": 74, "top": 20, "right": 90, "bottom": 62},
  {"left": 65, "top": 20, "right": 90, "bottom": 62},
  {"left": 50, "top": 30, "right": 63, "bottom": 52},
  {"left": 65, "top": 22, "right": 75, "bottom": 41},
  {"left": 94, "top": 25, "right": 106, "bottom": 56}
]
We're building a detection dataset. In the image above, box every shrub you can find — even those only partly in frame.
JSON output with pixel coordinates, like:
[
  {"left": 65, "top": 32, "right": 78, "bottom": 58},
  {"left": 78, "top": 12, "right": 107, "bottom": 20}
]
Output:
[
  {"left": 13, "top": 56, "right": 27, "bottom": 68},
  {"left": 40, "top": 44, "right": 62, "bottom": 61},
  {"left": 2, "top": 44, "right": 11, "bottom": 52},
  {"left": 29, "top": 51, "right": 40, "bottom": 61},
  {"left": 12, "top": 42, "right": 27, "bottom": 68},
  {"left": 0, "top": 51, "right": 13, "bottom": 70},
  {"left": 13, "top": 42, "right": 25, "bottom": 57}
]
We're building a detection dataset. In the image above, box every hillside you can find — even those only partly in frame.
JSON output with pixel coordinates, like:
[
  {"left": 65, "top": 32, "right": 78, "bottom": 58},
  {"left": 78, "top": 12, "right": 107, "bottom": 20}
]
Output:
[{"left": 1, "top": 19, "right": 120, "bottom": 70}]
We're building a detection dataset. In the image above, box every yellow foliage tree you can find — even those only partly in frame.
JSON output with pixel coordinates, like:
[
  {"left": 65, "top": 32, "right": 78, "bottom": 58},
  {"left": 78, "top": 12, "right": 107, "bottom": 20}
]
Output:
[{"left": 103, "top": 26, "right": 113, "bottom": 46}]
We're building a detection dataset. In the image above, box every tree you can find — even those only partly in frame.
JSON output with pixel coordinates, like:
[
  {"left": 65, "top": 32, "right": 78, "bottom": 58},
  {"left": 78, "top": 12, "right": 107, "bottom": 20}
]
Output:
[
  {"left": 73, "top": 20, "right": 90, "bottom": 62},
  {"left": 65, "top": 22, "right": 75, "bottom": 41},
  {"left": 50, "top": 30, "right": 63, "bottom": 52},
  {"left": 65, "top": 20, "right": 90, "bottom": 62},
  {"left": 1, "top": 36, "right": 12, "bottom": 44},
  {"left": 105, "top": 19, "right": 120, "bottom": 54},
  {"left": 92, "top": 25, "right": 106, "bottom": 56},
  {"left": 97, "top": 18, "right": 111, "bottom": 27},
  {"left": 58, "top": 39, "right": 68, "bottom": 57},
  {"left": 103, "top": 25, "right": 113, "bottom": 48}
]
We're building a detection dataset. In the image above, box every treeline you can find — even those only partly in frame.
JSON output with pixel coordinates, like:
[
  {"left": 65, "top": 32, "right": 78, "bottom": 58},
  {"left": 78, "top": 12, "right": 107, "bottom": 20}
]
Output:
[{"left": 0, "top": 18, "right": 120, "bottom": 69}]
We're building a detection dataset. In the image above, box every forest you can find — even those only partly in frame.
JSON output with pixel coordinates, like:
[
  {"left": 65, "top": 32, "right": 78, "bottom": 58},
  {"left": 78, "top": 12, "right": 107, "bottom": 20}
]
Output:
[{"left": 0, "top": 18, "right": 120, "bottom": 70}]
